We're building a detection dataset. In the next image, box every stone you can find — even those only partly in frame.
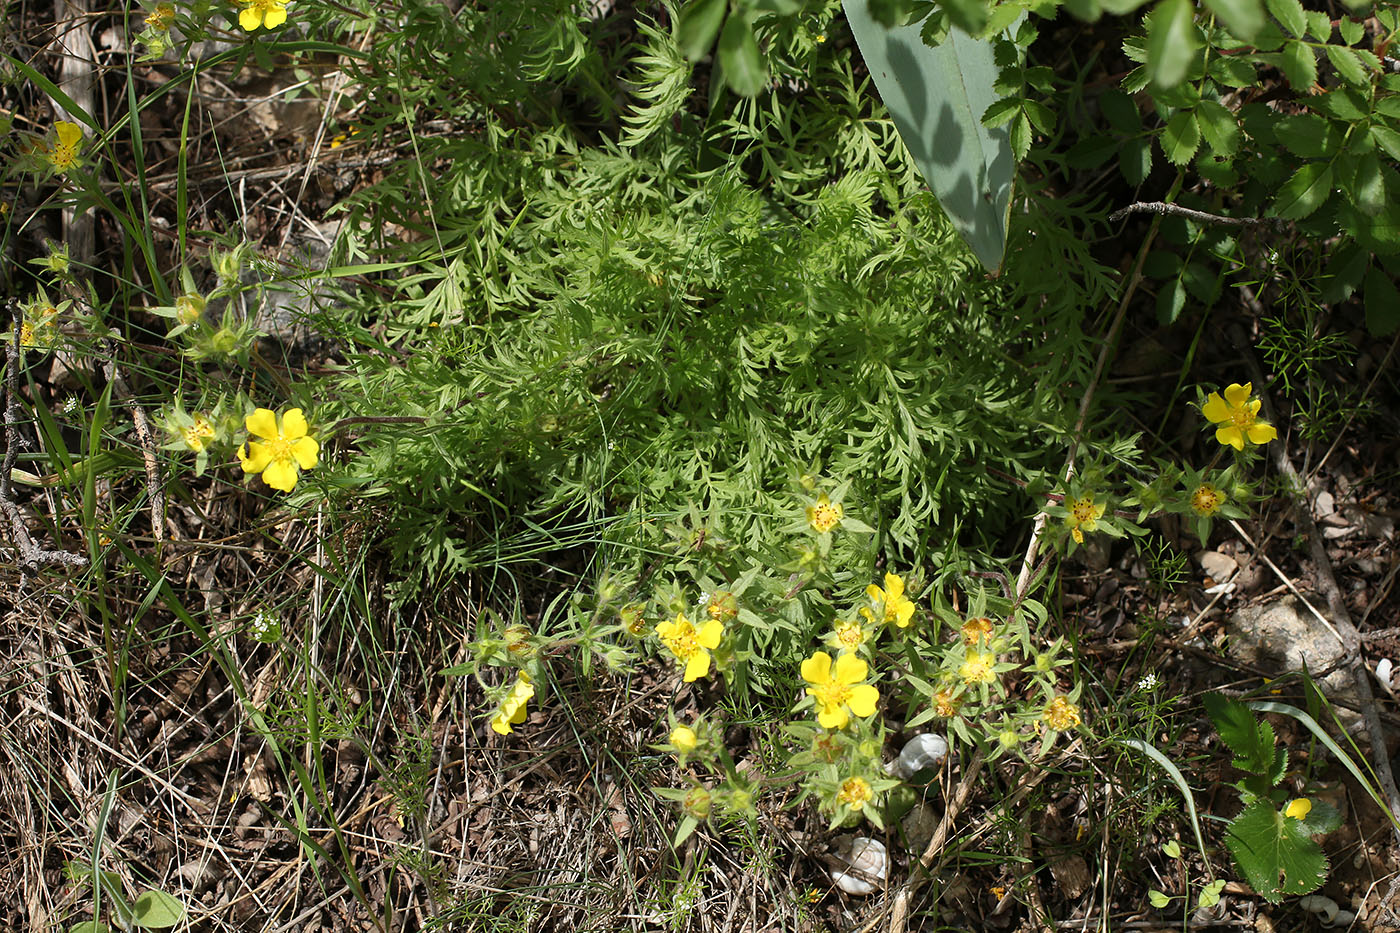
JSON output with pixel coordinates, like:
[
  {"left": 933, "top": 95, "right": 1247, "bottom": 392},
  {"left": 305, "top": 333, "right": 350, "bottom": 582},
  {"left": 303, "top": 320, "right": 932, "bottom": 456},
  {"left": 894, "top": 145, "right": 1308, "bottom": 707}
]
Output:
[{"left": 1224, "top": 596, "right": 1353, "bottom": 704}]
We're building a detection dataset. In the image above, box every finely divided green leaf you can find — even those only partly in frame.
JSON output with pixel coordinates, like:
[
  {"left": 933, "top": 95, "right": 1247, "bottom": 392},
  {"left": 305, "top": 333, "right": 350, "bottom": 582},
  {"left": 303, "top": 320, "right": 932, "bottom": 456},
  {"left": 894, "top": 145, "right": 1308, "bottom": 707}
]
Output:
[{"left": 843, "top": 0, "right": 1019, "bottom": 271}]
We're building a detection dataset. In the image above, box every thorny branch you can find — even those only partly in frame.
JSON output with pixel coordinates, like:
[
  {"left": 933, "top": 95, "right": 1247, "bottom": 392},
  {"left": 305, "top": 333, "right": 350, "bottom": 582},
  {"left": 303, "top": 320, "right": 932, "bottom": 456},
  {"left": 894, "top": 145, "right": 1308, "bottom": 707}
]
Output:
[{"left": 1, "top": 300, "right": 88, "bottom": 580}]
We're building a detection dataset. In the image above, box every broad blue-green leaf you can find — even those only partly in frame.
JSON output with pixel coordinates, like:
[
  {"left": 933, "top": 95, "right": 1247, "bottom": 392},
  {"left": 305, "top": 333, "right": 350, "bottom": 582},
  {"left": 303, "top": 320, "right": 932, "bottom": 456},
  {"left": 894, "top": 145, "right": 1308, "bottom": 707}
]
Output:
[
  {"left": 1274, "top": 162, "right": 1333, "bottom": 219},
  {"left": 717, "top": 16, "right": 765, "bottom": 96},
  {"left": 843, "top": 0, "right": 1019, "bottom": 271},
  {"left": 1146, "top": 0, "right": 1200, "bottom": 89},
  {"left": 132, "top": 890, "right": 185, "bottom": 930},
  {"left": 1203, "top": 0, "right": 1264, "bottom": 41},
  {"left": 677, "top": 0, "right": 728, "bottom": 61}
]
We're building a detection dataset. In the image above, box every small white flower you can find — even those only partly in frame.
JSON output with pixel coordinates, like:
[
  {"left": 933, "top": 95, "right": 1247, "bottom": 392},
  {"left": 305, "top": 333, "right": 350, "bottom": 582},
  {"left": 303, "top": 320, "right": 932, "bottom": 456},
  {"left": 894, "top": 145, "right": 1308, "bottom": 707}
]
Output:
[
  {"left": 248, "top": 610, "right": 282, "bottom": 643},
  {"left": 1136, "top": 673, "right": 1159, "bottom": 692},
  {"left": 60, "top": 397, "right": 80, "bottom": 416}
]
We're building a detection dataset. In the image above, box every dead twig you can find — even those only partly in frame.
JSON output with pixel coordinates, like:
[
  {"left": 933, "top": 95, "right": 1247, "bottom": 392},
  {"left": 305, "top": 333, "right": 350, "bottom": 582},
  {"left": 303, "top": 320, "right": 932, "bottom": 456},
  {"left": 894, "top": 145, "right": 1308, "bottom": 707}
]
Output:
[{"left": 1108, "top": 201, "right": 1288, "bottom": 228}]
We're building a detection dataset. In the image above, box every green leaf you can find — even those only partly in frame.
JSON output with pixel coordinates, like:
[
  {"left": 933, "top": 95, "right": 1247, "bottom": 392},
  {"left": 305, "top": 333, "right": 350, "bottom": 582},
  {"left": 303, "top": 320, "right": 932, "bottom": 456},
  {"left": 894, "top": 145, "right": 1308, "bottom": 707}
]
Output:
[
  {"left": 1120, "top": 136, "right": 1153, "bottom": 184},
  {"left": 1209, "top": 54, "right": 1258, "bottom": 87},
  {"left": 1371, "top": 125, "right": 1400, "bottom": 162},
  {"left": 67, "top": 924, "right": 112, "bottom": 933},
  {"left": 717, "top": 16, "right": 766, "bottom": 96},
  {"left": 1274, "top": 162, "right": 1334, "bottom": 219},
  {"left": 1157, "top": 275, "right": 1187, "bottom": 324},
  {"left": 1161, "top": 110, "right": 1201, "bottom": 164},
  {"left": 943, "top": 0, "right": 990, "bottom": 36},
  {"left": 752, "top": 0, "right": 804, "bottom": 13},
  {"left": 1365, "top": 266, "right": 1400, "bottom": 336},
  {"left": 1347, "top": 149, "right": 1386, "bottom": 214},
  {"left": 1308, "top": 88, "right": 1367, "bottom": 120},
  {"left": 1203, "top": 693, "right": 1276, "bottom": 773},
  {"left": 1278, "top": 39, "right": 1317, "bottom": 89},
  {"left": 981, "top": 97, "right": 1022, "bottom": 128},
  {"left": 1325, "top": 44, "right": 1368, "bottom": 85},
  {"left": 1195, "top": 99, "right": 1239, "bottom": 156},
  {"left": 842, "top": 0, "right": 1020, "bottom": 271},
  {"left": 677, "top": 0, "right": 728, "bottom": 61},
  {"left": 1163, "top": 839, "right": 1182, "bottom": 858},
  {"left": 1101, "top": 88, "right": 1141, "bottom": 133},
  {"left": 1198, "top": 878, "right": 1227, "bottom": 909},
  {"left": 1265, "top": 0, "right": 1305, "bottom": 37},
  {"left": 1148, "top": 890, "right": 1172, "bottom": 908},
  {"left": 1273, "top": 113, "right": 1338, "bottom": 158},
  {"left": 1339, "top": 16, "right": 1363, "bottom": 44},
  {"left": 1320, "top": 239, "right": 1368, "bottom": 304},
  {"left": 1225, "top": 799, "right": 1329, "bottom": 903},
  {"left": 1146, "top": 0, "right": 1200, "bottom": 89},
  {"left": 1023, "top": 100, "right": 1055, "bottom": 133},
  {"left": 1304, "top": 9, "right": 1331, "bottom": 40},
  {"left": 1066, "top": 134, "right": 1119, "bottom": 168},
  {"left": 132, "top": 891, "right": 185, "bottom": 930},
  {"left": 1010, "top": 111, "right": 1033, "bottom": 160},
  {"left": 1202, "top": 0, "right": 1264, "bottom": 41}
]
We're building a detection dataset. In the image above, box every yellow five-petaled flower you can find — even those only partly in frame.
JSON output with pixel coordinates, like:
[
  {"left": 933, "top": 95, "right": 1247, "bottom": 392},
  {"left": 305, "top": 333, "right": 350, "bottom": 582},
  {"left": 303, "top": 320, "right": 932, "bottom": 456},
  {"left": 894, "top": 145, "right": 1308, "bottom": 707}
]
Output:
[
  {"left": 806, "top": 493, "right": 843, "bottom": 533},
  {"left": 1065, "top": 494, "right": 1105, "bottom": 544},
  {"left": 490, "top": 671, "right": 535, "bottom": 735},
  {"left": 239, "top": 0, "right": 288, "bottom": 31},
  {"left": 238, "top": 407, "right": 319, "bottom": 492},
  {"left": 1043, "top": 695, "right": 1082, "bottom": 730},
  {"left": 1190, "top": 483, "right": 1225, "bottom": 516},
  {"left": 1202, "top": 383, "right": 1277, "bottom": 451},
  {"left": 867, "top": 572, "right": 915, "bottom": 628},
  {"left": 801, "top": 650, "right": 879, "bottom": 730},
  {"left": 656, "top": 612, "right": 723, "bottom": 682},
  {"left": 47, "top": 121, "right": 84, "bottom": 172},
  {"left": 837, "top": 776, "right": 873, "bottom": 811}
]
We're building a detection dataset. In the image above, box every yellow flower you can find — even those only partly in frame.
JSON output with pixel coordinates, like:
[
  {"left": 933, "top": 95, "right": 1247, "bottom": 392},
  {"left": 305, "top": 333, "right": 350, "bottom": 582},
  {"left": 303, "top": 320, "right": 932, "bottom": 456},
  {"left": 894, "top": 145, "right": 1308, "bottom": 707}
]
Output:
[
  {"left": 1190, "top": 483, "right": 1225, "bottom": 516},
  {"left": 619, "top": 604, "right": 646, "bottom": 636},
  {"left": 705, "top": 590, "right": 738, "bottom": 622},
  {"left": 656, "top": 612, "right": 723, "bottom": 682},
  {"left": 806, "top": 493, "right": 843, "bottom": 533},
  {"left": 866, "top": 572, "right": 915, "bottom": 628},
  {"left": 669, "top": 725, "right": 698, "bottom": 754},
  {"left": 1202, "top": 383, "right": 1277, "bottom": 451},
  {"left": 959, "top": 651, "right": 997, "bottom": 686},
  {"left": 801, "top": 650, "right": 879, "bottom": 729},
  {"left": 239, "top": 0, "right": 288, "bottom": 31},
  {"left": 933, "top": 688, "right": 961, "bottom": 718},
  {"left": 827, "top": 617, "right": 869, "bottom": 654},
  {"left": 1284, "top": 798, "right": 1312, "bottom": 820},
  {"left": 490, "top": 672, "right": 535, "bottom": 735},
  {"left": 181, "top": 413, "right": 216, "bottom": 453},
  {"left": 46, "top": 121, "right": 83, "bottom": 172},
  {"left": 238, "top": 407, "right": 319, "bottom": 492},
  {"left": 837, "top": 776, "right": 873, "bottom": 811},
  {"left": 1043, "top": 696, "right": 1082, "bottom": 730},
  {"left": 146, "top": 2, "right": 175, "bottom": 31},
  {"left": 1065, "top": 494, "right": 1105, "bottom": 544},
  {"left": 961, "top": 616, "right": 994, "bottom": 647}
]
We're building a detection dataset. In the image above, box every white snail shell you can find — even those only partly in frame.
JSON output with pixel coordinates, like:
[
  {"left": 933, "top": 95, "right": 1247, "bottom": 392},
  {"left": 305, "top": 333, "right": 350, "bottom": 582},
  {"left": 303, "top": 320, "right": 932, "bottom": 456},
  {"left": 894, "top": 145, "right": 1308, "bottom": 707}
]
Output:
[
  {"left": 1298, "top": 896, "right": 1338, "bottom": 925},
  {"left": 895, "top": 734, "right": 949, "bottom": 779},
  {"left": 831, "top": 837, "right": 888, "bottom": 895}
]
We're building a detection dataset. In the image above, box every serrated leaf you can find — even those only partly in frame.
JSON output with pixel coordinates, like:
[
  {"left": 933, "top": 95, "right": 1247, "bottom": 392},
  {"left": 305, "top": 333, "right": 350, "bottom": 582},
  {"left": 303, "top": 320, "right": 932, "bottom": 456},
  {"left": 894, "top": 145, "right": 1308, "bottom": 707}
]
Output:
[
  {"left": 843, "top": 0, "right": 1019, "bottom": 270},
  {"left": 1023, "top": 100, "right": 1055, "bottom": 133},
  {"left": 1371, "top": 125, "right": 1400, "bottom": 161},
  {"left": 1279, "top": 39, "right": 1317, "bottom": 89},
  {"left": 1273, "top": 113, "right": 1337, "bottom": 158},
  {"left": 1340, "top": 200, "right": 1400, "bottom": 254},
  {"left": 1066, "top": 134, "right": 1119, "bottom": 167},
  {"left": 1147, "top": 0, "right": 1200, "bottom": 89},
  {"left": 132, "top": 890, "right": 185, "bottom": 929},
  {"left": 1339, "top": 16, "right": 1363, "bottom": 43},
  {"left": 677, "top": 0, "right": 728, "bottom": 60},
  {"left": 1304, "top": 9, "right": 1331, "bottom": 40},
  {"left": 1307, "top": 89, "right": 1366, "bottom": 120},
  {"left": 1196, "top": 99, "right": 1239, "bottom": 156},
  {"left": 1204, "top": 693, "right": 1271, "bottom": 767},
  {"left": 1209, "top": 54, "right": 1258, "bottom": 87},
  {"left": 982, "top": 97, "right": 1022, "bottom": 128},
  {"left": 718, "top": 16, "right": 765, "bottom": 96},
  {"left": 1101, "top": 88, "right": 1141, "bottom": 133},
  {"left": 1274, "top": 162, "right": 1333, "bottom": 219},
  {"left": 1265, "top": 0, "right": 1305, "bottom": 37},
  {"left": 1320, "top": 239, "right": 1368, "bottom": 304},
  {"left": 1157, "top": 275, "right": 1187, "bottom": 323},
  {"left": 1325, "top": 44, "right": 1367, "bottom": 85},
  {"left": 1225, "top": 799, "right": 1329, "bottom": 904},
  {"left": 1010, "top": 111, "right": 1032, "bottom": 159},
  {"left": 1365, "top": 266, "right": 1400, "bottom": 336},
  {"left": 1202, "top": 0, "right": 1264, "bottom": 41},
  {"left": 1347, "top": 149, "right": 1386, "bottom": 214},
  {"left": 1161, "top": 109, "right": 1200, "bottom": 164}
]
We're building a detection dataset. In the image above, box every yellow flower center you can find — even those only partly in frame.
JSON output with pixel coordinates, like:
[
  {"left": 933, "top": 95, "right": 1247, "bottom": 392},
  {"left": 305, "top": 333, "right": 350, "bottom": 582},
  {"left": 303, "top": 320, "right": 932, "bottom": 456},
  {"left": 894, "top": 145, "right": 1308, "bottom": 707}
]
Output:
[
  {"left": 837, "top": 777, "right": 872, "bottom": 810},
  {"left": 266, "top": 436, "right": 294, "bottom": 463},
  {"left": 960, "top": 652, "right": 997, "bottom": 685},
  {"left": 835, "top": 620, "right": 863, "bottom": 650},
  {"left": 934, "top": 689, "right": 960, "bottom": 717},
  {"left": 18, "top": 322, "right": 35, "bottom": 346},
  {"left": 961, "top": 617, "right": 993, "bottom": 646},
  {"left": 809, "top": 502, "right": 841, "bottom": 533},
  {"left": 1191, "top": 484, "right": 1224, "bottom": 516},
  {"left": 147, "top": 2, "right": 175, "bottom": 30},
  {"left": 1071, "top": 497, "right": 1097, "bottom": 523},
  {"left": 813, "top": 680, "right": 853, "bottom": 712},
  {"left": 49, "top": 144, "right": 78, "bottom": 170},
  {"left": 660, "top": 622, "right": 700, "bottom": 659},
  {"left": 1043, "top": 696, "right": 1082, "bottom": 730}
]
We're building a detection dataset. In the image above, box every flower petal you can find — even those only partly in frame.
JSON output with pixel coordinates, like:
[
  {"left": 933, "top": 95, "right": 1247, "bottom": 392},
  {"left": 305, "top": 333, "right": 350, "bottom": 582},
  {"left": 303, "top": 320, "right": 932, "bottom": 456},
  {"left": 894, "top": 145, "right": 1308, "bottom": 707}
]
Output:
[
  {"left": 884, "top": 573, "right": 903, "bottom": 599},
  {"left": 1224, "top": 383, "right": 1252, "bottom": 406},
  {"left": 656, "top": 619, "right": 676, "bottom": 640},
  {"left": 261, "top": 458, "right": 298, "bottom": 492},
  {"left": 1201, "top": 392, "right": 1229, "bottom": 424},
  {"left": 1215, "top": 425, "right": 1245, "bottom": 451},
  {"left": 817, "top": 706, "right": 849, "bottom": 730},
  {"left": 683, "top": 649, "right": 711, "bottom": 682},
  {"left": 239, "top": 4, "right": 263, "bottom": 29},
  {"left": 894, "top": 600, "right": 915, "bottom": 628},
  {"left": 240, "top": 440, "right": 273, "bottom": 473},
  {"left": 290, "top": 436, "right": 319, "bottom": 469},
  {"left": 847, "top": 683, "right": 880, "bottom": 718},
  {"left": 56, "top": 122, "right": 83, "bottom": 147},
  {"left": 1247, "top": 422, "right": 1278, "bottom": 445},
  {"left": 246, "top": 407, "right": 280, "bottom": 440},
  {"left": 697, "top": 618, "right": 724, "bottom": 649},
  {"left": 262, "top": 3, "right": 287, "bottom": 27},
  {"left": 281, "top": 408, "right": 309, "bottom": 439},
  {"left": 801, "top": 651, "right": 832, "bottom": 684},
  {"left": 490, "top": 711, "right": 512, "bottom": 735},
  {"left": 833, "top": 652, "right": 868, "bottom": 685}
]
